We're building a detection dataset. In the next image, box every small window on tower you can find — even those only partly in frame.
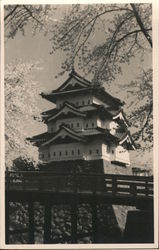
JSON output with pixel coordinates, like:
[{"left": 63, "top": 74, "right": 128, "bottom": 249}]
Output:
[
  {"left": 89, "top": 150, "right": 92, "bottom": 155},
  {"left": 86, "top": 123, "right": 88, "bottom": 128},
  {"left": 96, "top": 149, "right": 99, "bottom": 154},
  {"left": 54, "top": 152, "right": 56, "bottom": 156},
  {"left": 65, "top": 151, "right": 68, "bottom": 156},
  {"left": 92, "top": 123, "right": 94, "bottom": 127},
  {"left": 59, "top": 151, "right": 62, "bottom": 156},
  {"left": 88, "top": 99, "right": 90, "bottom": 104},
  {"left": 72, "top": 150, "right": 74, "bottom": 155},
  {"left": 78, "top": 149, "right": 80, "bottom": 155},
  {"left": 77, "top": 123, "right": 79, "bottom": 127},
  {"left": 112, "top": 150, "right": 114, "bottom": 154}
]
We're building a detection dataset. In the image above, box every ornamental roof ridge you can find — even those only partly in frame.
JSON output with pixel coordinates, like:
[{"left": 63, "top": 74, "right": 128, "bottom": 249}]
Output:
[
  {"left": 42, "top": 124, "right": 86, "bottom": 146},
  {"left": 51, "top": 68, "right": 92, "bottom": 94},
  {"left": 70, "top": 67, "right": 92, "bottom": 86},
  {"left": 41, "top": 108, "right": 57, "bottom": 116},
  {"left": 63, "top": 101, "right": 86, "bottom": 114},
  {"left": 40, "top": 71, "right": 124, "bottom": 106},
  {"left": 112, "top": 108, "right": 129, "bottom": 127},
  {"left": 118, "top": 131, "right": 136, "bottom": 150},
  {"left": 48, "top": 103, "right": 86, "bottom": 122}
]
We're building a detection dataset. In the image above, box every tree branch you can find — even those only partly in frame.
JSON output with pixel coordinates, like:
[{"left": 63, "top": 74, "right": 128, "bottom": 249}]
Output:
[
  {"left": 133, "top": 102, "right": 153, "bottom": 142},
  {"left": 115, "top": 28, "right": 152, "bottom": 44},
  {"left": 131, "top": 4, "right": 152, "bottom": 48},
  {"left": 73, "top": 17, "right": 97, "bottom": 63},
  {"left": 60, "top": 7, "right": 133, "bottom": 45},
  {"left": 4, "top": 5, "right": 18, "bottom": 21},
  {"left": 23, "top": 5, "right": 44, "bottom": 26},
  {"left": 59, "top": 12, "right": 92, "bottom": 42},
  {"left": 5, "top": 8, "right": 28, "bottom": 27}
]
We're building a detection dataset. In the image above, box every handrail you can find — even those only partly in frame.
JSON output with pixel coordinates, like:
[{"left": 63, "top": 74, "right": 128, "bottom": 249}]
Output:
[
  {"left": 5, "top": 171, "right": 153, "bottom": 200},
  {"left": 5, "top": 171, "right": 153, "bottom": 180}
]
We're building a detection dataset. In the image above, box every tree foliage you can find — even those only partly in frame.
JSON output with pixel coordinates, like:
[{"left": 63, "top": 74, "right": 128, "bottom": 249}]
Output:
[
  {"left": 49, "top": 4, "right": 152, "bottom": 81},
  {"left": 5, "top": 62, "right": 43, "bottom": 168},
  {"left": 4, "top": 4, "right": 152, "bottom": 150},
  {"left": 4, "top": 5, "right": 54, "bottom": 38},
  {"left": 125, "top": 69, "right": 152, "bottom": 149}
]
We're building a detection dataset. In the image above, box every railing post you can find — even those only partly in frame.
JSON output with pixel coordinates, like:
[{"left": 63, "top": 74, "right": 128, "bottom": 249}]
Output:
[
  {"left": 22, "top": 173, "right": 26, "bottom": 190},
  {"left": 70, "top": 167, "right": 78, "bottom": 243},
  {"left": 112, "top": 175, "right": 117, "bottom": 196},
  {"left": 130, "top": 183, "right": 136, "bottom": 198},
  {"left": 92, "top": 175, "right": 97, "bottom": 195},
  {"left": 71, "top": 199, "right": 77, "bottom": 243},
  {"left": 28, "top": 201, "right": 35, "bottom": 244},
  {"left": 44, "top": 202, "right": 52, "bottom": 244},
  {"left": 145, "top": 179, "right": 149, "bottom": 197},
  {"left": 5, "top": 196, "right": 9, "bottom": 244},
  {"left": 92, "top": 198, "right": 98, "bottom": 243}
]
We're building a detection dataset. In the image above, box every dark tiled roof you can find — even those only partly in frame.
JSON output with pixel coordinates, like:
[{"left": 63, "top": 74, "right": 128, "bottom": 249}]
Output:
[
  {"left": 41, "top": 69, "right": 124, "bottom": 107},
  {"left": 53, "top": 68, "right": 92, "bottom": 93},
  {"left": 29, "top": 132, "right": 55, "bottom": 144},
  {"left": 30, "top": 126, "right": 120, "bottom": 146}
]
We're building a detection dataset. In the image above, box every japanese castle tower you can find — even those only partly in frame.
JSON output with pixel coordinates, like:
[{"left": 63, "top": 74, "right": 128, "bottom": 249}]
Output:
[{"left": 32, "top": 69, "right": 135, "bottom": 173}]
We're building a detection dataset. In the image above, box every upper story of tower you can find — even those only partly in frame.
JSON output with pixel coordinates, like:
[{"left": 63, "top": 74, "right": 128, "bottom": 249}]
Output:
[
  {"left": 41, "top": 68, "right": 124, "bottom": 110},
  {"left": 40, "top": 69, "right": 128, "bottom": 135},
  {"left": 30, "top": 69, "right": 135, "bottom": 166}
]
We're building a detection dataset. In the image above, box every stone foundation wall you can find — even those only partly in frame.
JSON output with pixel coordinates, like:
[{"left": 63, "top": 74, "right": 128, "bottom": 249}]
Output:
[{"left": 9, "top": 202, "right": 127, "bottom": 244}]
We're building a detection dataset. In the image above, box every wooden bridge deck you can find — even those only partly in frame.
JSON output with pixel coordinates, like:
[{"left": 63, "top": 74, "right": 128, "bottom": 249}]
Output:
[
  {"left": 6, "top": 171, "right": 153, "bottom": 208},
  {"left": 5, "top": 171, "right": 154, "bottom": 244}
]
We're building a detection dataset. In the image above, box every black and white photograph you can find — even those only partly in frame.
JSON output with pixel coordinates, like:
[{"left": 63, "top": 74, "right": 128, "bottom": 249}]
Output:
[{"left": 1, "top": 0, "right": 158, "bottom": 248}]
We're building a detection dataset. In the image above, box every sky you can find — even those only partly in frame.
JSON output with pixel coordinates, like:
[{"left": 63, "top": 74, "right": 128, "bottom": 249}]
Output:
[{"left": 5, "top": 4, "right": 152, "bottom": 167}]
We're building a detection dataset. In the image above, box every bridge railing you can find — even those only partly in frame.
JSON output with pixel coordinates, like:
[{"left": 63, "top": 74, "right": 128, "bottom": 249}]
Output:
[{"left": 5, "top": 171, "right": 153, "bottom": 198}]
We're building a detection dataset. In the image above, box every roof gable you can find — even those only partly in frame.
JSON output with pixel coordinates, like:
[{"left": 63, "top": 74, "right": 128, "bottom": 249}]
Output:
[
  {"left": 48, "top": 102, "right": 86, "bottom": 122},
  {"left": 119, "top": 133, "right": 135, "bottom": 150},
  {"left": 53, "top": 70, "right": 91, "bottom": 93},
  {"left": 113, "top": 110, "right": 129, "bottom": 127},
  {"left": 42, "top": 125, "right": 85, "bottom": 146}
]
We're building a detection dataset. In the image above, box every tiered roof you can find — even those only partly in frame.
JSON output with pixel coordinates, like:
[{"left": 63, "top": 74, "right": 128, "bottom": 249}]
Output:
[
  {"left": 41, "top": 69, "right": 124, "bottom": 107},
  {"left": 42, "top": 102, "right": 128, "bottom": 125},
  {"left": 30, "top": 69, "right": 134, "bottom": 150},
  {"left": 30, "top": 124, "right": 135, "bottom": 150}
]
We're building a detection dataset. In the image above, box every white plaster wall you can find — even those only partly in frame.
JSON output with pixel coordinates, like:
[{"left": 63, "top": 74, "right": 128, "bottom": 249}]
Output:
[
  {"left": 84, "top": 140, "right": 102, "bottom": 160},
  {"left": 39, "top": 139, "right": 107, "bottom": 162},
  {"left": 48, "top": 116, "right": 99, "bottom": 132},
  {"left": 56, "top": 117, "right": 84, "bottom": 131},
  {"left": 56, "top": 93, "right": 93, "bottom": 109},
  {"left": 83, "top": 115, "right": 98, "bottom": 129},
  {"left": 47, "top": 116, "right": 116, "bottom": 133},
  {"left": 101, "top": 143, "right": 111, "bottom": 161},
  {"left": 97, "top": 118, "right": 110, "bottom": 130},
  {"left": 115, "top": 145, "right": 130, "bottom": 165},
  {"left": 49, "top": 142, "right": 84, "bottom": 161},
  {"left": 39, "top": 140, "right": 130, "bottom": 165}
]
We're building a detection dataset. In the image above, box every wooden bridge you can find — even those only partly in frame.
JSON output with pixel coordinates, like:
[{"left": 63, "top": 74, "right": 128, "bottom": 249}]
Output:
[{"left": 5, "top": 171, "right": 153, "bottom": 244}]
